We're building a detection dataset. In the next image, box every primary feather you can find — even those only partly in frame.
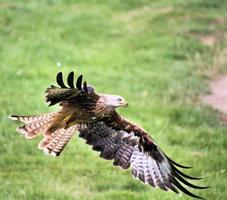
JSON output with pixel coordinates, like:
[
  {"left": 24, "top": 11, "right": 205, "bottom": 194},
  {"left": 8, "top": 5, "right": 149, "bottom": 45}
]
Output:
[{"left": 9, "top": 71, "right": 208, "bottom": 199}]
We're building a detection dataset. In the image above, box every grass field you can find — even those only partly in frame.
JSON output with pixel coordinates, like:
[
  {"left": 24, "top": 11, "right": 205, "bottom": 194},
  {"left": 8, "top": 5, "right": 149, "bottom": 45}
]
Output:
[{"left": 1, "top": 0, "right": 227, "bottom": 200}]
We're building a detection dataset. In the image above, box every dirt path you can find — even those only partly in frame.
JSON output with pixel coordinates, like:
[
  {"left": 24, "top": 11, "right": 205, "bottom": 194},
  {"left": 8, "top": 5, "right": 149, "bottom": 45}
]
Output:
[{"left": 202, "top": 75, "right": 227, "bottom": 121}]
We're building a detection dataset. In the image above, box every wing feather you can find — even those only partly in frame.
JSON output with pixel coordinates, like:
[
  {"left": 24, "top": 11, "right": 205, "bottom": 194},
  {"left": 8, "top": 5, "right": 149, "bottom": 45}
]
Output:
[
  {"left": 46, "top": 72, "right": 97, "bottom": 106},
  {"left": 67, "top": 71, "right": 75, "bottom": 88},
  {"left": 56, "top": 72, "right": 67, "bottom": 88},
  {"left": 77, "top": 113, "right": 207, "bottom": 199}
]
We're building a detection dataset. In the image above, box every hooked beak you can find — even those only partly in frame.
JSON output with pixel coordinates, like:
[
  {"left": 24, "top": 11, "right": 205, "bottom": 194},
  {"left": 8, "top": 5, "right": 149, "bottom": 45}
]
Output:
[{"left": 120, "top": 99, "right": 128, "bottom": 107}]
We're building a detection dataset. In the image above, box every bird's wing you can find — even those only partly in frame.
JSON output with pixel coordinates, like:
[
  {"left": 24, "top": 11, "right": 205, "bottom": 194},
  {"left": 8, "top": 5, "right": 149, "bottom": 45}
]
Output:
[
  {"left": 77, "top": 112, "right": 207, "bottom": 199},
  {"left": 45, "top": 71, "right": 97, "bottom": 106}
]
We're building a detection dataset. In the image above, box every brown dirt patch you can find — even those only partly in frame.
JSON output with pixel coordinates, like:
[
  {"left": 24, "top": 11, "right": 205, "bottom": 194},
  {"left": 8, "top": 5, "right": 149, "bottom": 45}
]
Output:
[
  {"left": 0, "top": 2, "right": 16, "bottom": 9},
  {"left": 114, "top": 6, "right": 173, "bottom": 34},
  {"left": 70, "top": 3, "right": 82, "bottom": 12},
  {"left": 189, "top": 31, "right": 227, "bottom": 46},
  {"left": 114, "top": 6, "right": 173, "bottom": 26},
  {"left": 202, "top": 75, "right": 227, "bottom": 115},
  {"left": 116, "top": 6, "right": 173, "bottom": 22},
  {"left": 199, "top": 35, "right": 217, "bottom": 46},
  {"left": 185, "top": 16, "right": 227, "bottom": 46}
]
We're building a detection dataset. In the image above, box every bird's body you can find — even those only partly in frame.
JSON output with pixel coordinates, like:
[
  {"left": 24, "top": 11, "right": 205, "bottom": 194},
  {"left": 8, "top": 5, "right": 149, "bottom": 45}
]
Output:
[{"left": 9, "top": 71, "right": 207, "bottom": 199}]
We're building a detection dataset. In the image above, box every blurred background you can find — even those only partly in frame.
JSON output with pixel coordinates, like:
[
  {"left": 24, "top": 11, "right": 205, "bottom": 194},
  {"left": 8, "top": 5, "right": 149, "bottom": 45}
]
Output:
[{"left": 0, "top": 0, "right": 227, "bottom": 199}]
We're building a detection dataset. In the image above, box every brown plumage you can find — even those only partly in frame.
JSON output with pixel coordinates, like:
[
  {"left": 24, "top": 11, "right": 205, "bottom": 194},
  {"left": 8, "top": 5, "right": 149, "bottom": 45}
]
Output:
[{"left": 9, "top": 71, "right": 208, "bottom": 199}]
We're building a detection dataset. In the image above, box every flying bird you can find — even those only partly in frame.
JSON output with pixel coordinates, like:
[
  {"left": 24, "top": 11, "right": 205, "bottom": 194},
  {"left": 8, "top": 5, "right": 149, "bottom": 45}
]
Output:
[{"left": 9, "top": 71, "right": 208, "bottom": 199}]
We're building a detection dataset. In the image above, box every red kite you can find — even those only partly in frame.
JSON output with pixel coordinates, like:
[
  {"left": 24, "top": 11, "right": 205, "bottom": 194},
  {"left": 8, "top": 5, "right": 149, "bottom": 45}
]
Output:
[{"left": 10, "top": 71, "right": 207, "bottom": 199}]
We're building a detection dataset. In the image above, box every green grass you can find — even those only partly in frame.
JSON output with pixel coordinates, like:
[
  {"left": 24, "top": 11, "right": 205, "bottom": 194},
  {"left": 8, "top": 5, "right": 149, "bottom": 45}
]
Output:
[{"left": 1, "top": 0, "right": 227, "bottom": 199}]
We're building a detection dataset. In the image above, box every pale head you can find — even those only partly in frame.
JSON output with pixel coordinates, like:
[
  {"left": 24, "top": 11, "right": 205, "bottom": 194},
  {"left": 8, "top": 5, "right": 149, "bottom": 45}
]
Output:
[{"left": 100, "top": 94, "right": 128, "bottom": 108}]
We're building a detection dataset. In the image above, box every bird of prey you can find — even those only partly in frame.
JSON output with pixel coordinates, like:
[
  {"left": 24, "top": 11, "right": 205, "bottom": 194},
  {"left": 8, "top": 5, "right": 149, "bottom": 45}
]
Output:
[{"left": 9, "top": 71, "right": 207, "bottom": 199}]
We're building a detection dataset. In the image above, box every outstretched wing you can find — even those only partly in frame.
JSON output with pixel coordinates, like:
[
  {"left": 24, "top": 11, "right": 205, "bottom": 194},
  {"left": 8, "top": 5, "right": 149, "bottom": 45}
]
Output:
[
  {"left": 77, "top": 112, "right": 207, "bottom": 199},
  {"left": 45, "top": 71, "right": 96, "bottom": 106}
]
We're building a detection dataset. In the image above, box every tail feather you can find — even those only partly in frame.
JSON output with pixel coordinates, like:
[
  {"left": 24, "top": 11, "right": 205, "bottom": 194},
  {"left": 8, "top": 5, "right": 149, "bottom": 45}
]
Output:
[
  {"left": 39, "top": 125, "right": 77, "bottom": 156},
  {"left": 17, "top": 120, "right": 53, "bottom": 139},
  {"left": 9, "top": 113, "right": 55, "bottom": 139},
  {"left": 9, "top": 113, "right": 55, "bottom": 124},
  {"left": 9, "top": 112, "right": 77, "bottom": 156}
]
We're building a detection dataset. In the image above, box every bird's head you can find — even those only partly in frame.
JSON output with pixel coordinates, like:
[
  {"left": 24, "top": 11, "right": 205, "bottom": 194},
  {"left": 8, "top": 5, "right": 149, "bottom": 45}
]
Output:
[{"left": 100, "top": 95, "right": 128, "bottom": 108}]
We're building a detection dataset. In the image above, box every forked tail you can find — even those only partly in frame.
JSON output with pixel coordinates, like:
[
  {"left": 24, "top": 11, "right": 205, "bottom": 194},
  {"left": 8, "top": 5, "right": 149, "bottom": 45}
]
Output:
[{"left": 9, "top": 112, "right": 76, "bottom": 156}]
